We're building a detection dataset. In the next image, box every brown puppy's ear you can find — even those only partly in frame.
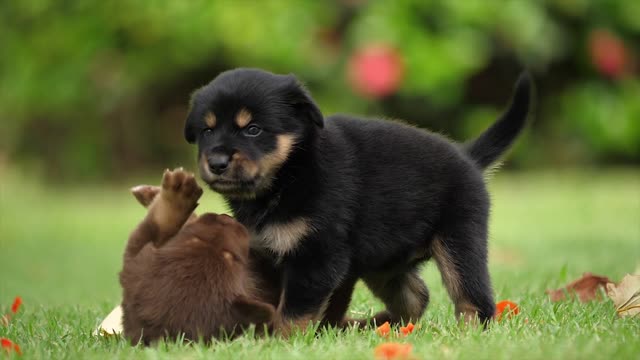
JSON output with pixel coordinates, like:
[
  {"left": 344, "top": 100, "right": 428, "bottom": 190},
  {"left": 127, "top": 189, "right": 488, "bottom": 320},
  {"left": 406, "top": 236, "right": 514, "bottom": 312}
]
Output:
[
  {"left": 284, "top": 75, "right": 324, "bottom": 128},
  {"left": 130, "top": 185, "right": 161, "bottom": 208},
  {"left": 231, "top": 295, "right": 276, "bottom": 327}
]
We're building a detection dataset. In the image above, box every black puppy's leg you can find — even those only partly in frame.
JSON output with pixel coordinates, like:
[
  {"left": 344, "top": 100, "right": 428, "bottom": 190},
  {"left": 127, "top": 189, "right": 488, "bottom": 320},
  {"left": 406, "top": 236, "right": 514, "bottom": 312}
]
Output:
[
  {"left": 279, "top": 241, "right": 351, "bottom": 330},
  {"left": 362, "top": 268, "right": 430, "bottom": 326},
  {"left": 322, "top": 276, "right": 358, "bottom": 328},
  {"left": 432, "top": 223, "right": 495, "bottom": 323}
]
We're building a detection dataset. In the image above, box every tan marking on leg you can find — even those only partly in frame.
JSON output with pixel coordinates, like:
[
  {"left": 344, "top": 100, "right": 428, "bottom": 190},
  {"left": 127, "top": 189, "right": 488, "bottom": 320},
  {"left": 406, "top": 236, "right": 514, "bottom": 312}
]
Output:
[
  {"left": 205, "top": 112, "right": 216, "bottom": 128},
  {"left": 456, "top": 301, "right": 480, "bottom": 324},
  {"left": 401, "top": 274, "right": 428, "bottom": 320},
  {"left": 432, "top": 236, "right": 463, "bottom": 302},
  {"left": 315, "top": 293, "right": 332, "bottom": 321},
  {"left": 432, "top": 236, "right": 479, "bottom": 323},
  {"left": 362, "top": 271, "right": 428, "bottom": 325},
  {"left": 253, "top": 218, "right": 314, "bottom": 255},
  {"left": 235, "top": 108, "right": 252, "bottom": 128}
]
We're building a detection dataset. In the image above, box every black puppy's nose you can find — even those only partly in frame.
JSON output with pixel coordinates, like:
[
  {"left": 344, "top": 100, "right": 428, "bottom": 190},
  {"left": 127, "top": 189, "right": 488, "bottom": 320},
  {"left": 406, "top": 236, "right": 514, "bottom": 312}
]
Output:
[{"left": 208, "top": 153, "right": 230, "bottom": 175}]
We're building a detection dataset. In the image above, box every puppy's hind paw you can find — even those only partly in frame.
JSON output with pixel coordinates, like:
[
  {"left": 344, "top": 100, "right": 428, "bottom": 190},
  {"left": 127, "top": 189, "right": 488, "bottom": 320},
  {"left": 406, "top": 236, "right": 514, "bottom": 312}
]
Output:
[{"left": 131, "top": 185, "right": 161, "bottom": 208}]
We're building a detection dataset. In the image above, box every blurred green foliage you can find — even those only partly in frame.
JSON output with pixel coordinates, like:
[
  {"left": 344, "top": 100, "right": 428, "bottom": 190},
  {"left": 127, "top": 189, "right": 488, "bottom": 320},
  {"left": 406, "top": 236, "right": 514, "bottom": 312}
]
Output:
[{"left": 0, "top": 0, "right": 638, "bottom": 180}]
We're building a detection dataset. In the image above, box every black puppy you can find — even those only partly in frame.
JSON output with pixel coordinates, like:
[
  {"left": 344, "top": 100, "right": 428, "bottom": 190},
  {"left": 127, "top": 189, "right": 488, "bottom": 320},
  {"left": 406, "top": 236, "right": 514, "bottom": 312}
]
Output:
[{"left": 184, "top": 68, "right": 531, "bottom": 326}]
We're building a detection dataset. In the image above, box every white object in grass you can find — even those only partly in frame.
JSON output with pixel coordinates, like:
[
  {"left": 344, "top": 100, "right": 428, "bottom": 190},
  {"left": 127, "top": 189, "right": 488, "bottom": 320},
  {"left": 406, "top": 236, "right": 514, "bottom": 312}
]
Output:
[{"left": 95, "top": 305, "right": 123, "bottom": 336}]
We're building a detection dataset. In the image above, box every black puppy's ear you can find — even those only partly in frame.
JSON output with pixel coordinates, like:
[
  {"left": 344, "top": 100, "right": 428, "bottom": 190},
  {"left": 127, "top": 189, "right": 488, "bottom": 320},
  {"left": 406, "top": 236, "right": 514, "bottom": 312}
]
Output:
[
  {"left": 184, "top": 107, "right": 198, "bottom": 144},
  {"left": 231, "top": 295, "right": 276, "bottom": 327},
  {"left": 284, "top": 75, "right": 324, "bottom": 128}
]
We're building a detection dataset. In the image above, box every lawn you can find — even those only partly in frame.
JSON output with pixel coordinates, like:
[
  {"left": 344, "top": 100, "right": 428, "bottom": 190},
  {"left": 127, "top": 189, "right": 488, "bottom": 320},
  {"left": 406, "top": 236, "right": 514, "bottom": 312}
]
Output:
[{"left": 1, "top": 167, "right": 639, "bottom": 359}]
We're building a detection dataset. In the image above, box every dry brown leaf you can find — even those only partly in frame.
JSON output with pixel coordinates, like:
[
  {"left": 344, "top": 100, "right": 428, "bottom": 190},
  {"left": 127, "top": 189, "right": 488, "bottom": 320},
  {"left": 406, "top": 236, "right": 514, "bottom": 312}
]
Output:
[
  {"left": 606, "top": 274, "right": 640, "bottom": 317},
  {"left": 546, "top": 272, "right": 611, "bottom": 302}
]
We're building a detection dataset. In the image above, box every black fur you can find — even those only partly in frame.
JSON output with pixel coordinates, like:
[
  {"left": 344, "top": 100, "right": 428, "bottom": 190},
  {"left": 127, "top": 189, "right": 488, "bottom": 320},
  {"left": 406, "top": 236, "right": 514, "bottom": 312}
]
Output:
[{"left": 184, "top": 68, "right": 532, "bottom": 325}]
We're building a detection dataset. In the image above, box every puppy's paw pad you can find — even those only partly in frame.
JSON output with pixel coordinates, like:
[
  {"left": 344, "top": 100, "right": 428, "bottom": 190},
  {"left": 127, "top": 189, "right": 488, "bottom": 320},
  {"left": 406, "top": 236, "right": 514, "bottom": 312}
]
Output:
[{"left": 160, "top": 169, "right": 203, "bottom": 207}]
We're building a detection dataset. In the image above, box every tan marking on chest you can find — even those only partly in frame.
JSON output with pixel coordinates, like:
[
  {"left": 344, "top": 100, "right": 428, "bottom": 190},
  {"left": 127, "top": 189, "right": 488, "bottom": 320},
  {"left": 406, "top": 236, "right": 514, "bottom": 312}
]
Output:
[{"left": 251, "top": 218, "right": 314, "bottom": 256}]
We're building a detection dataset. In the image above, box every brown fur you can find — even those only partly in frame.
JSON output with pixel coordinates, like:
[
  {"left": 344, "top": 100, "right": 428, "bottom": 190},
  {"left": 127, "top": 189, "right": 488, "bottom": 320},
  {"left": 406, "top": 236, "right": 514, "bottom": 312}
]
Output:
[{"left": 120, "top": 169, "right": 277, "bottom": 345}]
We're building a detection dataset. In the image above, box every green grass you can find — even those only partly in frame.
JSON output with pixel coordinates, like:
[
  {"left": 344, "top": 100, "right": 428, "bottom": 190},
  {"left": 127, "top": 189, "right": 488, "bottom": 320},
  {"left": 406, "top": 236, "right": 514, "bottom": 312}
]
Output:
[{"left": 1, "top": 168, "right": 639, "bottom": 359}]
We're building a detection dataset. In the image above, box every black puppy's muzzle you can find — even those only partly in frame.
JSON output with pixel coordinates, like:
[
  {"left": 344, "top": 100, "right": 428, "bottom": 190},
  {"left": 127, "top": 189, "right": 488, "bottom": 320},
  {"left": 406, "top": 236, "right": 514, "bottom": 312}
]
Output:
[{"left": 208, "top": 153, "right": 231, "bottom": 175}]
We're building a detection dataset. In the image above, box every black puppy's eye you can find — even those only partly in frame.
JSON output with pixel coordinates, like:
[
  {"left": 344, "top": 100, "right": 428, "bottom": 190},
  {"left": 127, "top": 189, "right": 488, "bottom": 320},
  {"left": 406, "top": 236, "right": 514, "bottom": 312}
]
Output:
[
  {"left": 243, "top": 125, "right": 262, "bottom": 137},
  {"left": 202, "top": 128, "right": 214, "bottom": 136}
]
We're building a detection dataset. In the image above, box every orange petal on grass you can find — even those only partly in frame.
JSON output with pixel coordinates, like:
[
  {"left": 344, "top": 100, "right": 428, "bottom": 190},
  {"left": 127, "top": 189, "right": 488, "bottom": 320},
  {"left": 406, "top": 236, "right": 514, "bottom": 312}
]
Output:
[
  {"left": 495, "top": 300, "right": 519, "bottom": 321},
  {"left": 376, "top": 321, "right": 391, "bottom": 337},
  {"left": 1, "top": 338, "right": 22, "bottom": 356},
  {"left": 374, "top": 342, "right": 413, "bottom": 360},
  {"left": 11, "top": 297, "right": 22, "bottom": 314},
  {"left": 400, "top": 322, "right": 415, "bottom": 336}
]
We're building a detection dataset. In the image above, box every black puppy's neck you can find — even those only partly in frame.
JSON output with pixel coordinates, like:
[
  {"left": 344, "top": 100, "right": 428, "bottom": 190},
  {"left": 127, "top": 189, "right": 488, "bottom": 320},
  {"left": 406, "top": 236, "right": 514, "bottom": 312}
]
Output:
[{"left": 227, "top": 130, "right": 321, "bottom": 229}]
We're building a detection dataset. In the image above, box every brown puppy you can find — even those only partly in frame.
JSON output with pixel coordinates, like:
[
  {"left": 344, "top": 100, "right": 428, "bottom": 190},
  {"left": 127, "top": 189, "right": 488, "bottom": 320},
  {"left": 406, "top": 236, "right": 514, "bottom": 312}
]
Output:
[{"left": 120, "top": 168, "right": 276, "bottom": 345}]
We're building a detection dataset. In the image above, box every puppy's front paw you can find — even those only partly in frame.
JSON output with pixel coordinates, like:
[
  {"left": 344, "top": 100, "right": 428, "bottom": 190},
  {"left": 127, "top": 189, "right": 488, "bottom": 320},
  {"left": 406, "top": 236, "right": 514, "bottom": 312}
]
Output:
[{"left": 160, "top": 168, "right": 204, "bottom": 213}]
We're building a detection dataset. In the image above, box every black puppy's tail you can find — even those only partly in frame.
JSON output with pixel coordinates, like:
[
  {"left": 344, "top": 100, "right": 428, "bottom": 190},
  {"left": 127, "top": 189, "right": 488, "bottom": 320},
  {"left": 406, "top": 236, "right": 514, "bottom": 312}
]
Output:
[{"left": 463, "top": 72, "right": 533, "bottom": 170}]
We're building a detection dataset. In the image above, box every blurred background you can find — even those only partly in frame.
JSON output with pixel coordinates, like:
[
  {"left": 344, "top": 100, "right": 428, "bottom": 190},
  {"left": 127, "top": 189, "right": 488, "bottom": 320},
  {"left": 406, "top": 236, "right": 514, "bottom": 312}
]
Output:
[
  {"left": 1, "top": 0, "right": 639, "bottom": 180},
  {"left": 0, "top": 0, "right": 638, "bottom": 307}
]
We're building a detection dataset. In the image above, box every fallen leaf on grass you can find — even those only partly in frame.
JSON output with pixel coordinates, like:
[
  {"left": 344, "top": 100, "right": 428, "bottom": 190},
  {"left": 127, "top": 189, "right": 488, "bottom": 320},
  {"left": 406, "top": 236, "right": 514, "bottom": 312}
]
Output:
[
  {"left": 606, "top": 274, "right": 640, "bottom": 317},
  {"left": 1, "top": 296, "right": 22, "bottom": 327},
  {"left": 495, "top": 300, "right": 519, "bottom": 321},
  {"left": 1, "top": 338, "right": 22, "bottom": 356},
  {"left": 546, "top": 273, "right": 611, "bottom": 302},
  {"left": 374, "top": 342, "right": 413, "bottom": 360},
  {"left": 399, "top": 322, "right": 414, "bottom": 336},
  {"left": 376, "top": 322, "right": 391, "bottom": 337},
  {"left": 10, "top": 297, "right": 22, "bottom": 314}
]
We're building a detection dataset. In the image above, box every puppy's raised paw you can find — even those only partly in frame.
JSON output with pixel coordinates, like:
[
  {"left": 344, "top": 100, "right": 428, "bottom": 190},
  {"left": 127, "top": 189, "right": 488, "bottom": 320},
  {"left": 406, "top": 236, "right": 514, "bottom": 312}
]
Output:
[{"left": 160, "top": 168, "right": 204, "bottom": 213}]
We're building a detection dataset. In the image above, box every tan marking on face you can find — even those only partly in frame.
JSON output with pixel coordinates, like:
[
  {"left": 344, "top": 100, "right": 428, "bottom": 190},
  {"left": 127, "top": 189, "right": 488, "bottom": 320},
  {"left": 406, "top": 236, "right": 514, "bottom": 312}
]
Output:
[
  {"left": 252, "top": 217, "right": 314, "bottom": 256},
  {"left": 205, "top": 112, "right": 217, "bottom": 128},
  {"left": 258, "top": 134, "right": 296, "bottom": 178},
  {"left": 199, "top": 154, "right": 216, "bottom": 182},
  {"left": 232, "top": 152, "right": 259, "bottom": 178},
  {"left": 235, "top": 108, "right": 252, "bottom": 128}
]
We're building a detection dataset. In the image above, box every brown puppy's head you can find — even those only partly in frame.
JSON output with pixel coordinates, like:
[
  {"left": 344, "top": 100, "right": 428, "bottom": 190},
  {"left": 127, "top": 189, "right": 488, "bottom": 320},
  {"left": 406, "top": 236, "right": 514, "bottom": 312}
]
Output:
[
  {"left": 184, "top": 68, "right": 323, "bottom": 199},
  {"left": 178, "top": 213, "right": 251, "bottom": 273},
  {"left": 170, "top": 213, "right": 276, "bottom": 334}
]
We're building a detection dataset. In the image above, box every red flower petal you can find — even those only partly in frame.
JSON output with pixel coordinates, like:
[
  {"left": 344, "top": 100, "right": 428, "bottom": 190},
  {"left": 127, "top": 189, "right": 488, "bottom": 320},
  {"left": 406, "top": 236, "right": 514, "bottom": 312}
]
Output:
[
  {"left": 495, "top": 300, "right": 520, "bottom": 321},
  {"left": 1, "top": 338, "right": 22, "bottom": 355},
  {"left": 376, "top": 321, "right": 391, "bottom": 337},
  {"left": 400, "top": 322, "right": 414, "bottom": 336},
  {"left": 374, "top": 342, "right": 413, "bottom": 360},
  {"left": 11, "top": 297, "right": 22, "bottom": 314}
]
